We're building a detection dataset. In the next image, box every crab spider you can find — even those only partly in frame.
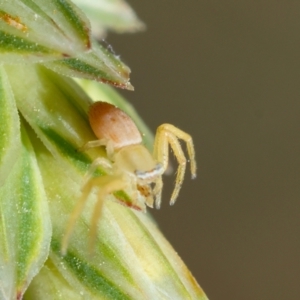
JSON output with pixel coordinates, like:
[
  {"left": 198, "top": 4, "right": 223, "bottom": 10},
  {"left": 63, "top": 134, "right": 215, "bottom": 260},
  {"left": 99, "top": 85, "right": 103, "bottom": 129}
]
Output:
[{"left": 62, "top": 101, "right": 196, "bottom": 253}]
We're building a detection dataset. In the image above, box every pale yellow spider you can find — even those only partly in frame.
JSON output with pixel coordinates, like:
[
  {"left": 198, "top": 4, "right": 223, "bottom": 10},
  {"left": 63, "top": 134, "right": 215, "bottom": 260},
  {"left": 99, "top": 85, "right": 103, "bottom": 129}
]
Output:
[{"left": 62, "top": 101, "right": 196, "bottom": 253}]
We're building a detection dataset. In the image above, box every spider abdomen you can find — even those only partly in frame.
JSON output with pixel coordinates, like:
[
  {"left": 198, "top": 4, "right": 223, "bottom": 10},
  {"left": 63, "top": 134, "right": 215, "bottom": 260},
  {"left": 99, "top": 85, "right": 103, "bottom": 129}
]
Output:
[{"left": 89, "top": 101, "right": 142, "bottom": 149}]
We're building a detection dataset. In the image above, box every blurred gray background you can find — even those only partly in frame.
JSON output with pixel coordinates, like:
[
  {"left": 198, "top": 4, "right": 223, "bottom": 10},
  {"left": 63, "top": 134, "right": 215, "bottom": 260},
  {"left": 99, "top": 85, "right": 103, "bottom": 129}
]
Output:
[{"left": 108, "top": 1, "right": 300, "bottom": 299}]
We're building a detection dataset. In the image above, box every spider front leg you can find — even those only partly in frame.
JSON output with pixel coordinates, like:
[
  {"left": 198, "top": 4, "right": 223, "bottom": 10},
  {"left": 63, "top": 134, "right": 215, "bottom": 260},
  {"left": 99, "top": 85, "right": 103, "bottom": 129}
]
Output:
[{"left": 153, "top": 124, "right": 197, "bottom": 206}]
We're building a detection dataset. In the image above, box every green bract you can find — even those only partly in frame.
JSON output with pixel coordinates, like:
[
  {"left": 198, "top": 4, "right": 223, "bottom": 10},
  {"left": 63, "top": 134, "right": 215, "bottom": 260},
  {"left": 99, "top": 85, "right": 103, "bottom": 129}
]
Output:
[
  {"left": 0, "top": 0, "right": 90, "bottom": 62},
  {"left": 72, "top": 0, "right": 145, "bottom": 37},
  {"left": 0, "top": 0, "right": 208, "bottom": 299}
]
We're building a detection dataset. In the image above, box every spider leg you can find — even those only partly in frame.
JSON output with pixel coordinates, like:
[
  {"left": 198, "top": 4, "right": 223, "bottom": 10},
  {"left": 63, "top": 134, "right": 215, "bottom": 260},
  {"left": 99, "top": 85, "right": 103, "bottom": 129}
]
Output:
[
  {"left": 79, "top": 139, "right": 115, "bottom": 159},
  {"left": 167, "top": 133, "right": 187, "bottom": 204},
  {"left": 79, "top": 139, "right": 107, "bottom": 152},
  {"left": 88, "top": 174, "right": 127, "bottom": 252},
  {"left": 153, "top": 126, "right": 169, "bottom": 208},
  {"left": 153, "top": 176, "right": 163, "bottom": 209},
  {"left": 82, "top": 157, "right": 112, "bottom": 187},
  {"left": 153, "top": 125, "right": 169, "bottom": 172},
  {"left": 61, "top": 178, "right": 95, "bottom": 254},
  {"left": 137, "top": 184, "right": 154, "bottom": 208},
  {"left": 158, "top": 124, "right": 196, "bottom": 179},
  {"left": 154, "top": 124, "right": 197, "bottom": 206},
  {"left": 62, "top": 173, "right": 127, "bottom": 255}
]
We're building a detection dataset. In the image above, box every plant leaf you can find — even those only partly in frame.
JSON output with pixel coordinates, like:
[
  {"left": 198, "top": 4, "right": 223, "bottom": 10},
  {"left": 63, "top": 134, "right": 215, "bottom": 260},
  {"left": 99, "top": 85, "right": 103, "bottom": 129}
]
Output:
[
  {"left": 0, "top": 66, "right": 21, "bottom": 187},
  {"left": 5, "top": 64, "right": 98, "bottom": 181},
  {"left": 0, "top": 122, "right": 51, "bottom": 300},
  {"left": 44, "top": 40, "right": 134, "bottom": 90},
  {"left": 0, "top": 0, "right": 91, "bottom": 63},
  {"left": 24, "top": 259, "right": 87, "bottom": 300},
  {"left": 72, "top": 0, "right": 145, "bottom": 38}
]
